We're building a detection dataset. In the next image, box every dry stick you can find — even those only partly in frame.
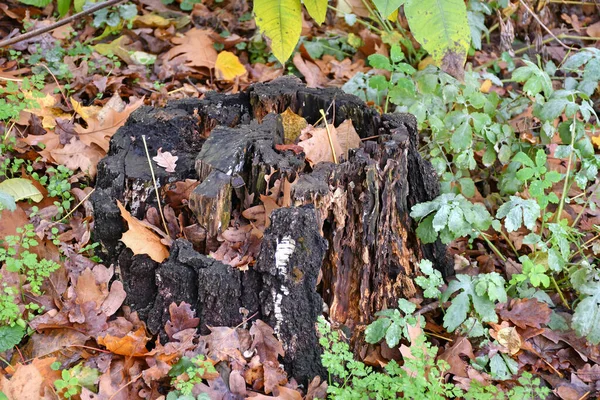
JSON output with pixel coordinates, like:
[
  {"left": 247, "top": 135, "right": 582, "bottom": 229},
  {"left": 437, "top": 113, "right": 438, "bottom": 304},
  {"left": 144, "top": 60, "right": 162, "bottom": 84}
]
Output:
[
  {"left": 0, "top": 0, "right": 126, "bottom": 49},
  {"left": 141, "top": 135, "right": 170, "bottom": 238},
  {"left": 320, "top": 109, "right": 338, "bottom": 164},
  {"left": 518, "top": 0, "right": 570, "bottom": 50}
]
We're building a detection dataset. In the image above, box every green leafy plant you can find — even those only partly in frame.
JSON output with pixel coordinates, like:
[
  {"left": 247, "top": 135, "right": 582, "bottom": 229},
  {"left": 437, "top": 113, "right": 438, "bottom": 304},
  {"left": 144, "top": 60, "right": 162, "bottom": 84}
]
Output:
[
  {"left": 169, "top": 355, "right": 217, "bottom": 396},
  {"left": 52, "top": 362, "right": 100, "bottom": 399},
  {"left": 318, "top": 316, "right": 462, "bottom": 399},
  {"left": 0, "top": 225, "right": 62, "bottom": 296},
  {"left": 253, "top": 0, "right": 471, "bottom": 73},
  {"left": 365, "top": 299, "right": 424, "bottom": 348},
  {"left": 0, "top": 76, "right": 45, "bottom": 124},
  {"left": 441, "top": 272, "right": 507, "bottom": 332}
]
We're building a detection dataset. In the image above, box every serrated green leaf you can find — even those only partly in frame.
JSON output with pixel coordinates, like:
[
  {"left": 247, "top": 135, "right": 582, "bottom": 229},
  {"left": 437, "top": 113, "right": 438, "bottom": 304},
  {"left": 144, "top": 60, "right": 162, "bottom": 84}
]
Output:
[
  {"left": 373, "top": 0, "right": 405, "bottom": 18},
  {"left": 254, "top": 0, "right": 303, "bottom": 64},
  {"left": 405, "top": 0, "right": 470, "bottom": 76},
  {"left": 368, "top": 54, "right": 392, "bottom": 71},
  {"left": 415, "top": 214, "right": 437, "bottom": 243},
  {"left": 365, "top": 318, "right": 392, "bottom": 344},
  {"left": 385, "top": 322, "right": 402, "bottom": 348},
  {"left": 0, "top": 325, "right": 25, "bottom": 352},
  {"left": 450, "top": 121, "right": 472, "bottom": 151},
  {"left": 0, "top": 178, "right": 43, "bottom": 203},
  {"left": 303, "top": 0, "right": 328, "bottom": 25}
]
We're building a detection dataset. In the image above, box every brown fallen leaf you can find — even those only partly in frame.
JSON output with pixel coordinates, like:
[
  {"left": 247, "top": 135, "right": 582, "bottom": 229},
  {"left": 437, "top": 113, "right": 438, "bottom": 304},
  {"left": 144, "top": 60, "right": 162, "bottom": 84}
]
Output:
[
  {"left": 97, "top": 327, "right": 149, "bottom": 356},
  {"left": 164, "top": 28, "right": 218, "bottom": 70},
  {"left": 498, "top": 298, "right": 551, "bottom": 329},
  {"left": 153, "top": 147, "right": 178, "bottom": 172},
  {"left": 116, "top": 200, "right": 169, "bottom": 262},
  {"left": 0, "top": 363, "right": 45, "bottom": 400}
]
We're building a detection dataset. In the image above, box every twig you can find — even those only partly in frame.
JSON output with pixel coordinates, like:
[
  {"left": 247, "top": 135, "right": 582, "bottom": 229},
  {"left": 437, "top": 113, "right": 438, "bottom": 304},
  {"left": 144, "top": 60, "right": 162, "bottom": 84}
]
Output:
[
  {"left": 518, "top": 0, "right": 570, "bottom": 49},
  {"left": 141, "top": 135, "right": 170, "bottom": 237},
  {"left": 320, "top": 109, "right": 338, "bottom": 164},
  {"left": 57, "top": 187, "right": 95, "bottom": 223},
  {"left": 0, "top": 0, "right": 126, "bottom": 49}
]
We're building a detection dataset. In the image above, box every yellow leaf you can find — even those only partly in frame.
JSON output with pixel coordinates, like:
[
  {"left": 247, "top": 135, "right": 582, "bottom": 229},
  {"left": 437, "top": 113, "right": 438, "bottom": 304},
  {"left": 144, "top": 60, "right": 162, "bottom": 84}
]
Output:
[
  {"left": 134, "top": 13, "right": 171, "bottom": 28},
  {"left": 592, "top": 135, "right": 600, "bottom": 149},
  {"left": 254, "top": 0, "right": 302, "bottom": 64},
  {"left": 280, "top": 108, "right": 307, "bottom": 144},
  {"left": 71, "top": 98, "right": 101, "bottom": 122},
  {"left": 418, "top": 56, "right": 435, "bottom": 70},
  {"left": 480, "top": 79, "right": 492, "bottom": 93},
  {"left": 215, "top": 51, "right": 247, "bottom": 81},
  {"left": 116, "top": 200, "right": 169, "bottom": 263},
  {"left": 387, "top": 8, "right": 398, "bottom": 21}
]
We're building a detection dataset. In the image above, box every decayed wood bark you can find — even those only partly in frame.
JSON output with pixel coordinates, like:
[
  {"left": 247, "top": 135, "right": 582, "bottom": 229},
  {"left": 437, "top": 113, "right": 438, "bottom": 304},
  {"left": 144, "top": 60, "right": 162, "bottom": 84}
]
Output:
[{"left": 91, "top": 76, "right": 449, "bottom": 383}]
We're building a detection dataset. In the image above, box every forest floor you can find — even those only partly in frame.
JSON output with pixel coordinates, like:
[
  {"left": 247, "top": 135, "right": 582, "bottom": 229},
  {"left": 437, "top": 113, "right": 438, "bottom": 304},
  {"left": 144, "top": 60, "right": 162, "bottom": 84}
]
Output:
[{"left": 0, "top": 0, "right": 600, "bottom": 399}]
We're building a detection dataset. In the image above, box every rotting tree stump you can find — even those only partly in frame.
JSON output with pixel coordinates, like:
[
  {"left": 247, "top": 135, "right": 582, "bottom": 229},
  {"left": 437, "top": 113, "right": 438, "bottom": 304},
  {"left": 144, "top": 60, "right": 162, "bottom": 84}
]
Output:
[{"left": 91, "top": 76, "right": 450, "bottom": 383}]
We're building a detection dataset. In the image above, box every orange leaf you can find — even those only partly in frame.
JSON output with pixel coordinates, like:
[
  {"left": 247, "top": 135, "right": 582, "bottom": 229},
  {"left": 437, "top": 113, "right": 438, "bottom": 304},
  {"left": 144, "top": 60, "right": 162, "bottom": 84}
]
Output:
[
  {"left": 116, "top": 200, "right": 169, "bottom": 262},
  {"left": 98, "top": 327, "right": 149, "bottom": 356}
]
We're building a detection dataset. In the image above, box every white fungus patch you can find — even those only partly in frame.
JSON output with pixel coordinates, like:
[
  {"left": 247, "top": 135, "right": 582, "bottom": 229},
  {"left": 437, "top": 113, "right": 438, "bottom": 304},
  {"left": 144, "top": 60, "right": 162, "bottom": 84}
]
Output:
[{"left": 273, "top": 236, "right": 296, "bottom": 334}]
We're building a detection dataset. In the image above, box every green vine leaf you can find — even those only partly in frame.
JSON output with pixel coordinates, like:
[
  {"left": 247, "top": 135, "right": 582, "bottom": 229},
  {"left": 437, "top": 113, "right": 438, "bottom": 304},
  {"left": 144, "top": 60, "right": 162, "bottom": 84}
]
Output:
[
  {"left": 404, "top": 0, "right": 470, "bottom": 78},
  {"left": 254, "top": 0, "right": 303, "bottom": 64}
]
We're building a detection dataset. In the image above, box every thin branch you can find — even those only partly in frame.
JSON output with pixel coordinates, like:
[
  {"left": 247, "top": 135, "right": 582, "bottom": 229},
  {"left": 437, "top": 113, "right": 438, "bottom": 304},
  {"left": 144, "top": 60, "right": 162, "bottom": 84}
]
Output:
[
  {"left": 518, "top": 0, "right": 570, "bottom": 50},
  {"left": 0, "top": 0, "right": 126, "bottom": 49}
]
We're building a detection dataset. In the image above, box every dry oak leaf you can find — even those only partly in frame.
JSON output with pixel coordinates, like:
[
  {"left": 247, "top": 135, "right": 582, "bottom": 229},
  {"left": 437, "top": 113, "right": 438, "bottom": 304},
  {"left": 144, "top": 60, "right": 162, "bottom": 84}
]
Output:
[
  {"left": 292, "top": 53, "right": 328, "bottom": 88},
  {"left": 164, "top": 28, "right": 218, "bottom": 69},
  {"left": 50, "top": 139, "right": 105, "bottom": 177},
  {"left": 0, "top": 363, "right": 46, "bottom": 400},
  {"left": 97, "top": 326, "right": 150, "bottom": 356},
  {"left": 117, "top": 200, "right": 169, "bottom": 262},
  {"left": 298, "top": 119, "right": 361, "bottom": 166},
  {"left": 250, "top": 320, "right": 285, "bottom": 364},
  {"left": 215, "top": 51, "right": 247, "bottom": 81},
  {"left": 73, "top": 95, "right": 144, "bottom": 153},
  {"left": 249, "top": 386, "right": 303, "bottom": 400},
  {"left": 498, "top": 298, "right": 551, "bottom": 329},
  {"left": 153, "top": 147, "right": 178, "bottom": 172},
  {"left": 439, "top": 337, "right": 474, "bottom": 378}
]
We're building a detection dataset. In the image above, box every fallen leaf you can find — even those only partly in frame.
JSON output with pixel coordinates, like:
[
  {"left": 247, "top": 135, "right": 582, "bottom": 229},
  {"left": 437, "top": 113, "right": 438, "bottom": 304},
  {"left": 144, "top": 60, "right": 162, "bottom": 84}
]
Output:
[
  {"left": 250, "top": 320, "right": 284, "bottom": 364},
  {"left": 116, "top": 200, "right": 169, "bottom": 262},
  {"left": 587, "top": 21, "right": 600, "bottom": 38},
  {"left": 496, "top": 326, "right": 522, "bottom": 355},
  {"left": 74, "top": 95, "right": 144, "bottom": 153},
  {"left": 0, "top": 363, "right": 45, "bottom": 400},
  {"left": 298, "top": 126, "right": 343, "bottom": 166},
  {"left": 292, "top": 53, "right": 328, "bottom": 88},
  {"left": 164, "top": 28, "right": 218, "bottom": 69},
  {"left": 215, "top": 51, "right": 247, "bottom": 81},
  {"left": 498, "top": 298, "right": 551, "bottom": 329},
  {"left": 280, "top": 108, "right": 307, "bottom": 144},
  {"left": 165, "top": 302, "right": 200, "bottom": 340},
  {"left": 153, "top": 147, "right": 178, "bottom": 172},
  {"left": 439, "top": 337, "right": 474, "bottom": 377},
  {"left": 335, "top": 119, "right": 361, "bottom": 159},
  {"left": 97, "top": 327, "right": 149, "bottom": 356}
]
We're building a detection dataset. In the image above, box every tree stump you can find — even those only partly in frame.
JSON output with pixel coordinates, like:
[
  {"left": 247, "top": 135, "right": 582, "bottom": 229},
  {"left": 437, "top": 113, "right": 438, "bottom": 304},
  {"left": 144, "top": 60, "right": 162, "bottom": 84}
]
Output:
[{"left": 91, "top": 76, "right": 450, "bottom": 383}]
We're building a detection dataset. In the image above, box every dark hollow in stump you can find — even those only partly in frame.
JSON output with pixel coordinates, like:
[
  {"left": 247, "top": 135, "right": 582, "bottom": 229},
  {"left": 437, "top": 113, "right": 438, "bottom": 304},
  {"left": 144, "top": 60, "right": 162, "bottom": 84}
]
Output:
[{"left": 91, "top": 76, "right": 450, "bottom": 384}]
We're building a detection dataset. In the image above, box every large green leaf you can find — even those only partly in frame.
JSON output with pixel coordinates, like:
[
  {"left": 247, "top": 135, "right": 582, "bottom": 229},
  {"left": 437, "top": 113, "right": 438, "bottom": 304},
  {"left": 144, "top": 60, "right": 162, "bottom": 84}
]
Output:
[
  {"left": 57, "top": 0, "right": 71, "bottom": 17},
  {"left": 373, "top": 0, "right": 405, "bottom": 18},
  {"left": 404, "top": 0, "right": 470, "bottom": 77},
  {"left": 303, "top": 0, "right": 328, "bottom": 25},
  {"left": 0, "top": 178, "right": 43, "bottom": 203},
  {"left": 18, "top": 0, "right": 51, "bottom": 7},
  {"left": 254, "top": 0, "right": 303, "bottom": 64}
]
